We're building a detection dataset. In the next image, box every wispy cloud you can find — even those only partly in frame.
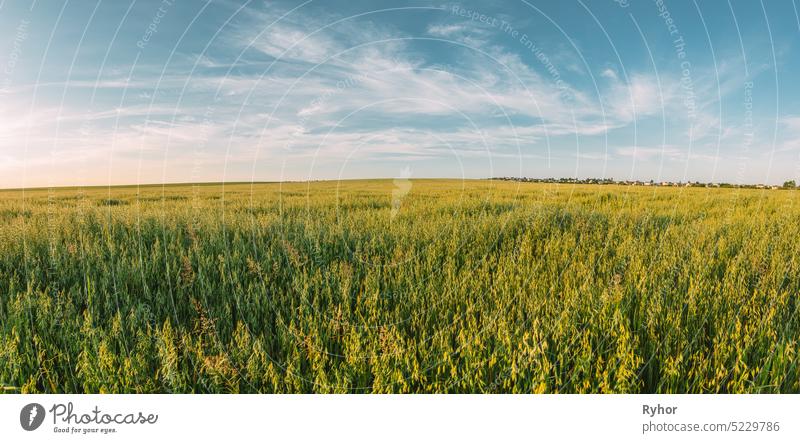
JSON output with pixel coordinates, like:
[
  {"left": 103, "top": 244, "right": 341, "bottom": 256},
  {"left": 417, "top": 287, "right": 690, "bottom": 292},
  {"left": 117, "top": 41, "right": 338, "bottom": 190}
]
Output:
[{"left": 0, "top": 1, "right": 795, "bottom": 187}]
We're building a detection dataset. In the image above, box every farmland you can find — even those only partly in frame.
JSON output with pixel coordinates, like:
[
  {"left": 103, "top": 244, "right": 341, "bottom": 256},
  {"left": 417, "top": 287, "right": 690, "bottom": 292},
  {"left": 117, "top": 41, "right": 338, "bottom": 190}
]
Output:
[{"left": 0, "top": 179, "right": 798, "bottom": 393}]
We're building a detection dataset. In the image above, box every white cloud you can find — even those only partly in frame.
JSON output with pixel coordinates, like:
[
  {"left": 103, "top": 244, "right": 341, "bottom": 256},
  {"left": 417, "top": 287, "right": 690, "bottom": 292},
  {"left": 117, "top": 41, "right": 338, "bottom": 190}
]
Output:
[
  {"left": 427, "top": 24, "right": 468, "bottom": 37},
  {"left": 600, "top": 68, "right": 618, "bottom": 81}
]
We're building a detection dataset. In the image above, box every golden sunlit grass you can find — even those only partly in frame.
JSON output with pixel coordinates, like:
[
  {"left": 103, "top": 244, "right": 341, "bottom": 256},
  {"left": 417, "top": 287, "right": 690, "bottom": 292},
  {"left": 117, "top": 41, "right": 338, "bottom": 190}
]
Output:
[{"left": 0, "top": 179, "right": 798, "bottom": 393}]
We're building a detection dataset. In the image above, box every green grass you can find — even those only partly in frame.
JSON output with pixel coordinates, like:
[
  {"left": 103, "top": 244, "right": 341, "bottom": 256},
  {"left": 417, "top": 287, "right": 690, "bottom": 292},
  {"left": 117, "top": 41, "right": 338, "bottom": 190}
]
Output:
[{"left": 0, "top": 179, "right": 798, "bottom": 393}]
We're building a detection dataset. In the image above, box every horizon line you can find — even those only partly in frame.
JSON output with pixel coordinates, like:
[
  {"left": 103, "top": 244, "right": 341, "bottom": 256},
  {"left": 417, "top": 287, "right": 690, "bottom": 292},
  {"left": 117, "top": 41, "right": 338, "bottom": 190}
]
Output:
[{"left": 0, "top": 176, "right": 795, "bottom": 192}]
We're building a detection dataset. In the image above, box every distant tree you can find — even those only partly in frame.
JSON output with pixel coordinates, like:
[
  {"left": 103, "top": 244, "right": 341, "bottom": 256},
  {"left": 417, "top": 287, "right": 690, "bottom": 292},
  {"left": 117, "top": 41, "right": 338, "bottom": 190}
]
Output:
[{"left": 783, "top": 180, "right": 797, "bottom": 189}]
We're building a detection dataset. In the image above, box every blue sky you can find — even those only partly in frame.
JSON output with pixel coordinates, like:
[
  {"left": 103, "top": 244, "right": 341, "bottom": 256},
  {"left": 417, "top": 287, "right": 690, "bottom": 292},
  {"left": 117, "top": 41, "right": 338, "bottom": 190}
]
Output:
[{"left": 1, "top": 0, "right": 800, "bottom": 187}]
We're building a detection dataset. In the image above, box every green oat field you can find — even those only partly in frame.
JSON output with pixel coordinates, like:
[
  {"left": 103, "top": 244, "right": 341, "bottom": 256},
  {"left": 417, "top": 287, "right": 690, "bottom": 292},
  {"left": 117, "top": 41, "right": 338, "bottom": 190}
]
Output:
[{"left": 0, "top": 179, "right": 798, "bottom": 393}]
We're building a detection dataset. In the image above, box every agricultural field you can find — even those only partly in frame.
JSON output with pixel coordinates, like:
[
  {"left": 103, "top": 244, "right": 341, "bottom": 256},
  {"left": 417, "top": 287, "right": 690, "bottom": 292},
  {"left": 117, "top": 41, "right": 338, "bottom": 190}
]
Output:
[{"left": 0, "top": 179, "right": 798, "bottom": 393}]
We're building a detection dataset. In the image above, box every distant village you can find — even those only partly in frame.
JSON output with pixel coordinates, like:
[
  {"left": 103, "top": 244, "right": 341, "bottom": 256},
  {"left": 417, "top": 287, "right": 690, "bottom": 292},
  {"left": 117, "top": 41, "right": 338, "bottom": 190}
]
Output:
[{"left": 491, "top": 177, "right": 798, "bottom": 190}]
